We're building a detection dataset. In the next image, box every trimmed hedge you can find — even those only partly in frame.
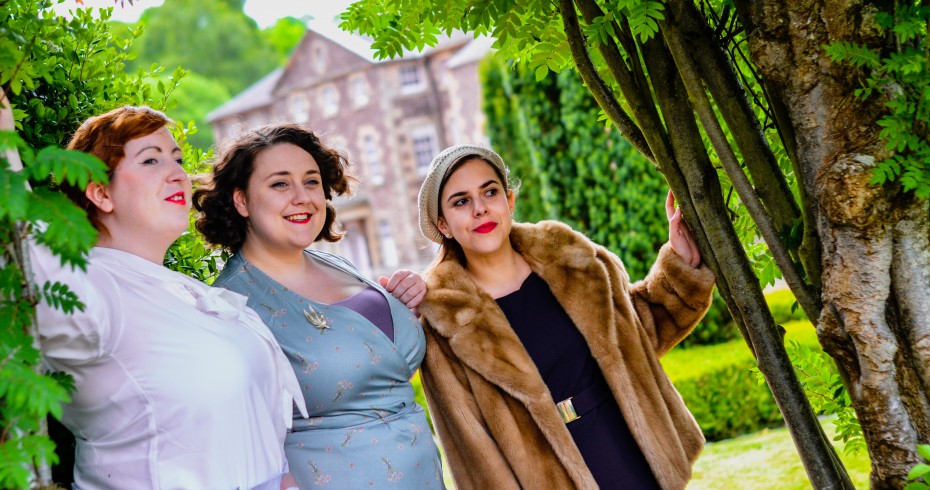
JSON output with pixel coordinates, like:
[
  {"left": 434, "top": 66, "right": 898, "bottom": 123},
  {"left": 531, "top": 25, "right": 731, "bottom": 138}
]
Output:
[{"left": 663, "top": 291, "right": 825, "bottom": 441}]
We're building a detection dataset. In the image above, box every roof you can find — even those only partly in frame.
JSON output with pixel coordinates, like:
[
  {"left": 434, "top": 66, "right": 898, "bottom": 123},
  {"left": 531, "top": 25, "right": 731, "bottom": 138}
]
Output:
[
  {"left": 307, "top": 19, "right": 476, "bottom": 63},
  {"left": 208, "top": 23, "right": 491, "bottom": 124},
  {"left": 206, "top": 68, "right": 283, "bottom": 122}
]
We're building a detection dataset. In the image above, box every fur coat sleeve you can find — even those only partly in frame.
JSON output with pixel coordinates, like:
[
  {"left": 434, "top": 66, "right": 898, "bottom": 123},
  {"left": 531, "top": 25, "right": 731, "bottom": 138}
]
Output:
[{"left": 419, "top": 220, "right": 715, "bottom": 490}]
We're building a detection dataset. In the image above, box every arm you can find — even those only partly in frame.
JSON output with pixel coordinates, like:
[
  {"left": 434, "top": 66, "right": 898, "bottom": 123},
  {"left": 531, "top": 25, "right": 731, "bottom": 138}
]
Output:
[
  {"left": 625, "top": 243, "right": 715, "bottom": 356},
  {"left": 419, "top": 324, "right": 520, "bottom": 490},
  {"left": 3, "top": 87, "right": 116, "bottom": 367}
]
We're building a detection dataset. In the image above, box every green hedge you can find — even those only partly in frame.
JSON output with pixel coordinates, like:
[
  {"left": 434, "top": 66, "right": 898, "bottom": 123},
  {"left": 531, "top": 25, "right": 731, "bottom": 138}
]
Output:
[{"left": 663, "top": 291, "right": 827, "bottom": 441}]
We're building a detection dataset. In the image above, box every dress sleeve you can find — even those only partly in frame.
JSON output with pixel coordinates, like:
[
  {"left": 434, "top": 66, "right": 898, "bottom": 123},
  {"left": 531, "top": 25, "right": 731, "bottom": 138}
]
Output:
[
  {"left": 29, "top": 242, "right": 120, "bottom": 368},
  {"left": 607, "top": 242, "right": 715, "bottom": 357},
  {"left": 419, "top": 323, "right": 521, "bottom": 490}
]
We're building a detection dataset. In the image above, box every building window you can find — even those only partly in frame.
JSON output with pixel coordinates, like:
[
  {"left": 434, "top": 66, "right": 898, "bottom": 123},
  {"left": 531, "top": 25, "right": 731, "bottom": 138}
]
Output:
[
  {"left": 378, "top": 219, "right": 399, "bottom": 268},
  {"left": 410, "top": 125, "right": 439, "bottom": 175},
  {"left": 288, "top": 93, "right": 309, "bottom": 123},
  {"left": 399, "top": 64, "right": 426, "bottom": 94},
  {"left": 350, "top": 75, "right": 369, "bottom": 108},
  {"left": 320, "top": 86, "right": 339, "bottom": 117},
  {"left": 312, "top": 44, "right": 328, "bottom": 74},
  {"left": 362, "top": 134, "right": 384, "bottom": 185}
]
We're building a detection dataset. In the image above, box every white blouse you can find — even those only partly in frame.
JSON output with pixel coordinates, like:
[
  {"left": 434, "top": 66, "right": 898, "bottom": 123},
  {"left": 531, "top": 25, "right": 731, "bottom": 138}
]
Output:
[{"left": 31, "top": 244, "right": 307, "bottom": 490}]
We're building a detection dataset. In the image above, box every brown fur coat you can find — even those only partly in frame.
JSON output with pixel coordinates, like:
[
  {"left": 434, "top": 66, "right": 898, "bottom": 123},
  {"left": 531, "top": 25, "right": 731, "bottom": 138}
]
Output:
[{"left": 419, "top": 221, "right": 715, "bottom": 490}]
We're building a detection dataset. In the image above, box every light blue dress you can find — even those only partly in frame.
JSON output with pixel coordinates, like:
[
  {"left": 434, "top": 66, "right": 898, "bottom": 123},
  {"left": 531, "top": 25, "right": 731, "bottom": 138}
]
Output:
[{"left": 214, "top": 250, "right": 444, "bottom": 489}]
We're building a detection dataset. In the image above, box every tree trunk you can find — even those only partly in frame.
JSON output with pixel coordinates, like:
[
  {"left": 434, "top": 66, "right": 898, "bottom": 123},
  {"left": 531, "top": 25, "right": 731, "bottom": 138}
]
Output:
[{"left": 738, "top": 0, "right": 930, "bottom": 486}]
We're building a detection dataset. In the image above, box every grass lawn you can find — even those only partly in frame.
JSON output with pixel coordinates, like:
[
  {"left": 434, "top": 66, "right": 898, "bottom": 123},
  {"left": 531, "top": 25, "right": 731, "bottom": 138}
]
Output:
[{"left": 689, "top": 416, "right": 872, "bottom": 489}]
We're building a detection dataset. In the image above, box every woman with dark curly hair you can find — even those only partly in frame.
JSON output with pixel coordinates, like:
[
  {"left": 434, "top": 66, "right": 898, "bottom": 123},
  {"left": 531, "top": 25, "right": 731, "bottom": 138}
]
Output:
[{"left": 194, "top": 124, "right": 444, "bottom": 489}]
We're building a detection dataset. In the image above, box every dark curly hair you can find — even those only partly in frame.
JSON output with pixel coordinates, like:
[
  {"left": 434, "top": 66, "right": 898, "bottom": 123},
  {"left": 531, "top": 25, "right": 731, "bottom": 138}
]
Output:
[{"left": 194, "top": 124, "right": 355, "bottom": 253}]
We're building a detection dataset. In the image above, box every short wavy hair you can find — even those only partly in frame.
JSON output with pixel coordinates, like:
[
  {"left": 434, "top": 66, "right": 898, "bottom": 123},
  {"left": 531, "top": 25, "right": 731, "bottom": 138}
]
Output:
[
  {"left": 194, "top": 124, "right": 354, "bottom": 253},
  {"left": 64, "top": 106, "right": 172, "bottom": 233}
]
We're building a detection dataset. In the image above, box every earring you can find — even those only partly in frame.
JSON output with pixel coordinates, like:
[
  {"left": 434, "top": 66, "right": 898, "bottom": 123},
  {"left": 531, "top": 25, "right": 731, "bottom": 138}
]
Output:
[{"left": 444, "top": 233, "right": 452, "bottom": 239}]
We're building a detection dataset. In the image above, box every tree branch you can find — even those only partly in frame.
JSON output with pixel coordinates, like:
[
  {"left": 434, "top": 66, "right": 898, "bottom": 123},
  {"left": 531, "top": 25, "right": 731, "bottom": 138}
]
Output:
[
  {"left": 669, "top": 0, "right": 801, "bottom": 233},
  {"left": 662, "top": 19, "right": 822, "bottom": 323},
  {"left": 556, "top": 0, "right": 654, "bottom": 163}
]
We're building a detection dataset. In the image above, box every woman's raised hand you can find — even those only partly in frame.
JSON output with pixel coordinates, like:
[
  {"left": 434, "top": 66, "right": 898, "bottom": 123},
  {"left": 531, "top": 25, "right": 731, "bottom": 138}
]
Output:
[
  {"left": 666, "top": 190, "right": 701, "bottom": 268},
  {"left": 379, "top": 269, "right": 427, "bottom": 316}
]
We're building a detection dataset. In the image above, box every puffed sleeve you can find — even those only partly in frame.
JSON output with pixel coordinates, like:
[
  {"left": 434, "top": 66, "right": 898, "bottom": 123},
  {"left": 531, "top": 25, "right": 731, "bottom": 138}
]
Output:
[{"left": 29, "top": 242, "right": 121, "bottom": 369}]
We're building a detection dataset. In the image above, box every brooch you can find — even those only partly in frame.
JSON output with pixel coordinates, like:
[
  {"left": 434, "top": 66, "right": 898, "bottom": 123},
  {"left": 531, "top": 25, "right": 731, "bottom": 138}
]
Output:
[{"left": 304, "top": 305, "right": 332, "bottom": 333}]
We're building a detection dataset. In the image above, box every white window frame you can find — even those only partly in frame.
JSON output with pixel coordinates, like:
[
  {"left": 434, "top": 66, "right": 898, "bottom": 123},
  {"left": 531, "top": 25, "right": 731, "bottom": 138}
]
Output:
[
  {"left": 288, "top": 92, "right": 309, "bottom": 123},
  {"left": 320, "top": 86, "right": 339, "bottom": 118},
  {"left": 361, "top": 133, "right": 384, "bottom": 186},
  {"left": 399, "top": 64, "right": 427, "bottom": 94},
  {"left": 410, "top": 125, "right": 439, "bottom": 175},
  {"left": 378, "top": 219, "right": 399, "bottom": 268},
  {"left": 312, "top": 44, "right": 328, "bottom": 74},
  {"left": 350, "top": 74, "right": 370, "bottom": 108}
]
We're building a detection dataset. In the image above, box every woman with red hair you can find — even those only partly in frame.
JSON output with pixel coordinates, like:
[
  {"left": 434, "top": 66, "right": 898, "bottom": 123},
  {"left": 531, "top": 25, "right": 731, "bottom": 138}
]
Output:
[{"left": 3, "top": 93, "right": 305, "bottom": 490}]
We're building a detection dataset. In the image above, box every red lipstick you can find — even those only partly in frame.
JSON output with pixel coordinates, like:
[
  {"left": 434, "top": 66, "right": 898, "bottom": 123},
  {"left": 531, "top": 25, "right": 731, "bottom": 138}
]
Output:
[
  {"left": 474, "top": 222, "right": 497, "bottom": 234},
  {"left": 165, "top": 192, "right": 186, "bottom": 205}
]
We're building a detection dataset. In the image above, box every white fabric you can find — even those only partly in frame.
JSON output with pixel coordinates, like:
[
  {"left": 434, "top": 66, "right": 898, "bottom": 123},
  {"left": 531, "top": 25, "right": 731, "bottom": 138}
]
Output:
[{"left": 31, "top": 244, "right": 307, "bottom": 490}]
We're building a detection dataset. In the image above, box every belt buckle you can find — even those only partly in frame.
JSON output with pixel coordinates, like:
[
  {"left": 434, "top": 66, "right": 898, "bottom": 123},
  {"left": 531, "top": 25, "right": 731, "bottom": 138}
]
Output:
[{"left": 557, "top": 397, "right": 580, "bottom": 423}]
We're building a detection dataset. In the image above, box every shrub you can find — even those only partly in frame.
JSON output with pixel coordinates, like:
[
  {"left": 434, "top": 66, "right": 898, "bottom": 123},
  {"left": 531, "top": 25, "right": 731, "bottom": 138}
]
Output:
[
  {"left": 664, "top": 317, "right": 826, "bottom": 442},
  {"left": 678, "top": 290, "right": 739, "bottom": 348}
]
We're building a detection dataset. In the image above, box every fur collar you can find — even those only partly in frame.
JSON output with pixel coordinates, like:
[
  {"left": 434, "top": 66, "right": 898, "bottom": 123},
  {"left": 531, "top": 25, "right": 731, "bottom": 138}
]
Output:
[{"left": 421, "top": 220, "right": 620, "bottom": 406}]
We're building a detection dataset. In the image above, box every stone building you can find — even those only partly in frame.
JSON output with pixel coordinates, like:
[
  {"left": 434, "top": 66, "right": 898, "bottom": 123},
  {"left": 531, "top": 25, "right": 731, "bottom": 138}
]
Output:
[{"left": 208, "top": 22, "right": 491, "bottom": 278}]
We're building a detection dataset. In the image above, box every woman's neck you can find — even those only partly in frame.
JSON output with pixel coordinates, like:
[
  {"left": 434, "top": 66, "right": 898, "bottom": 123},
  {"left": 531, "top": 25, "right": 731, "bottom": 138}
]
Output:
[
  {"left": 238, "top": 240, "right": 309, "bottom": 281},
  {"left": 95, "top": 234, "right": 169, "bottom": 265},
  {"left": 463, "top": 242, "right": 532, "bottom": 299}
]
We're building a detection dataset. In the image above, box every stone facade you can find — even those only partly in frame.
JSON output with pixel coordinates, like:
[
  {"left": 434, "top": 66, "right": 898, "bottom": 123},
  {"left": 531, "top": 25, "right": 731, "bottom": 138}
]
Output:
[{"left": 208, "top": 26, "right": 490, "bottom": 278}]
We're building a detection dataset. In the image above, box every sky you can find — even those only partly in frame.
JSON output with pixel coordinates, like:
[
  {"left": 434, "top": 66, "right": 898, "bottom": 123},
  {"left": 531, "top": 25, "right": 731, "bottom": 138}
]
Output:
[{"left": 52, "top": 0, "right": 354, "bottom": 28}]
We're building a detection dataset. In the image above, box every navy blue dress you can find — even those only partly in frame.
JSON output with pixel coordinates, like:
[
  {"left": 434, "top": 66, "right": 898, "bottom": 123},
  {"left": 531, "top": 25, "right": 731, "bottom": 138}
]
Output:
[{"left": 496, "top": 272, "right": 661, "bottom": 489}]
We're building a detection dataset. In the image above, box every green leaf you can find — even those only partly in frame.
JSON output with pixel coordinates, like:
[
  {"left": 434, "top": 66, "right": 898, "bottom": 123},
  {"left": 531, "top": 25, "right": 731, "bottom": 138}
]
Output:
[
  {"left": 28, "top": 146, "right": 109, "bottom": 189},
  {"left": 919, "top": 444, "right": 930, "bottom": 461},
  {"left": 0, "top": 167, "right": 30, "bottom": 220},
  {"left": 535, "top": 64, "right": 549, "bottom": 81},
  {"left": 29, "top": 188, "right": 96, "bottom": 269},
  {"left": 908, "top": 464, "right": 930, "bottom": 481}
]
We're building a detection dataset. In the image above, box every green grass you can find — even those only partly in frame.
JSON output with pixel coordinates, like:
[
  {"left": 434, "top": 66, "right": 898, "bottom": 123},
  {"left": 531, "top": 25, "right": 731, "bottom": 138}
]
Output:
[{"left": 688, "top": 416, "right": 872, "bottom": 489}]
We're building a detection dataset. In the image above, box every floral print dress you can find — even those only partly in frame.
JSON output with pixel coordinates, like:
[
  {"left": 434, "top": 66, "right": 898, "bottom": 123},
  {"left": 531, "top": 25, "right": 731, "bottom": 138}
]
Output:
[{"left": 214, "top": 250, "right": 444, "bottom": 489}]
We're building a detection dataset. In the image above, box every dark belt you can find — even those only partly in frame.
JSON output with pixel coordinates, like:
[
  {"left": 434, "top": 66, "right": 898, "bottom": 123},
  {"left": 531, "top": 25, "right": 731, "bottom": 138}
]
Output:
[{"left": 556, "top": 377, "right": 614, "bottom": 424}]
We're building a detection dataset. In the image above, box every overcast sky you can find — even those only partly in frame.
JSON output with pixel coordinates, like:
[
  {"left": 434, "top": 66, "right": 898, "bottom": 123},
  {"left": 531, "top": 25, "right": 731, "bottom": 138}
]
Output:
[{"left": 52, "top": 0, "right": 353, "bottom": 28}]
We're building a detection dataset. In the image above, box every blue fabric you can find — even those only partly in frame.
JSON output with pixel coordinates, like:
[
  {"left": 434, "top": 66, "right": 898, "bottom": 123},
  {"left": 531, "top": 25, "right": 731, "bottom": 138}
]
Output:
[{"left": 215, "top": 250, "right": 444, "bottom": 489}]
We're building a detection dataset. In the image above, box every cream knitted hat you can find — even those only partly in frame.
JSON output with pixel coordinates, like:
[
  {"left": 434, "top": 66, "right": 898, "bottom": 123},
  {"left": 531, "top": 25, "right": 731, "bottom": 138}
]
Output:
[{"left": 417, "top": 144, "right": 508, "bottom": 244}]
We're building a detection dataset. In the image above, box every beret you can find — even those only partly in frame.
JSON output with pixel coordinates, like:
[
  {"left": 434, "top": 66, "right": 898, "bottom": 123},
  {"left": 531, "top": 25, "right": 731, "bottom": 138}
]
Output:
[{"left": 417, "top": 144, "right": 507, "bottom": 243}]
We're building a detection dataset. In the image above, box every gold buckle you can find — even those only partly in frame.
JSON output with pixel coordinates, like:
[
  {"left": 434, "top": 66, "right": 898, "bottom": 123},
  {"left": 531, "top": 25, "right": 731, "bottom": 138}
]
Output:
[{"left": 557, "top": 397, "right": 580, "bottom": 423}]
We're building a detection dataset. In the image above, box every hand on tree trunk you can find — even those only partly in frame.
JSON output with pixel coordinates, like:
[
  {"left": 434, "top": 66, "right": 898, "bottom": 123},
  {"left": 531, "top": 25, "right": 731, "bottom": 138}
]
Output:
[{"left": 666, "top": 190, "right": 701, "bottom": 268}]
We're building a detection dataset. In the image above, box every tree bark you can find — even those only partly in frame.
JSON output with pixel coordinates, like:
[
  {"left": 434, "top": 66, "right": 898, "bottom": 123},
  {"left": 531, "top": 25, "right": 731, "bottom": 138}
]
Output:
[{"left": 738, "top": 0, "right": 930, "bottom": 486}]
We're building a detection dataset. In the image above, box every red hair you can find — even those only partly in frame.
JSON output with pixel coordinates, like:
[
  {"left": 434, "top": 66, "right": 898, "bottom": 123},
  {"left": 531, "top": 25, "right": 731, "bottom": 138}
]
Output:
[{"left": 64, "top": 106, "right": 172, "bottom": 231}]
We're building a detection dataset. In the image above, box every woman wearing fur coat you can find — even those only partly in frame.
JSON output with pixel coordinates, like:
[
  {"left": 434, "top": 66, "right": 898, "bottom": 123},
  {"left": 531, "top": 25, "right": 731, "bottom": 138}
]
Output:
[{"left": 416, "top": 144, "right": 716, "bottom": 490}]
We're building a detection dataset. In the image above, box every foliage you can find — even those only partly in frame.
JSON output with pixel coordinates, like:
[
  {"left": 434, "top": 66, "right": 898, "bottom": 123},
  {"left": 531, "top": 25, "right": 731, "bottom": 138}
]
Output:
[
  {"left": 126, "top": 0, "right": 279, "bottom": 95},
  {"left": 776, "top": 341, "right": 865, "bottom": 455},
  {"left": 824, "top": 4, "right": 930, "bottom": 199},
  {"left": 671, "top": 352, "right": 783, "bottom": 441},
  {"left": 0, "top": 2, "right": 217, "bottom": 487},
  {"left": 261, "top": 16, "right": 310, "bottom": 65},
  {"left": 148, "top": 72, "right": 231, "bottom": 150},
  {"left": 906, "top": 445, "right": 930, "bottom": 490}
]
